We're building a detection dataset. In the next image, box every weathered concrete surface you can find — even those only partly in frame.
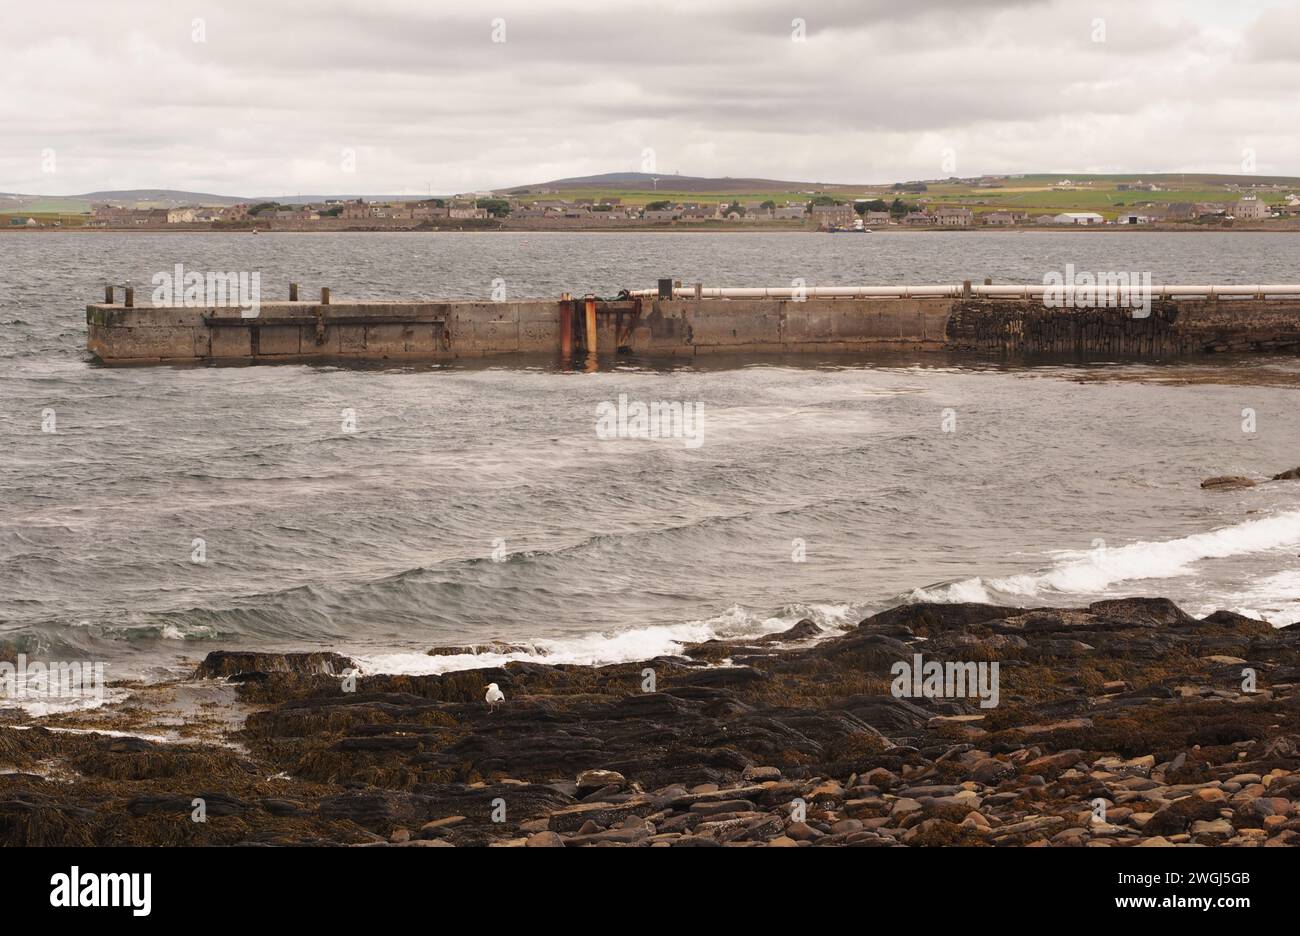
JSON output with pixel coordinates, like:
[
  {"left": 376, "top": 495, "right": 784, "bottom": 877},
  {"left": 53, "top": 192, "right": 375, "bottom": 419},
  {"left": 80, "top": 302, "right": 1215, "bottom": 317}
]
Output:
[
  {"left": 624, "top": 297, "right": 951, "bottom": 356},
  {"left": 86, "top": 295, "right": 1300, "bottom": 365},
  {"left": 946, "top": 297, "right": 1300, "bottom": 356},
  {"left": 86, "top": 300, "right": 563, "bottom": 365}
]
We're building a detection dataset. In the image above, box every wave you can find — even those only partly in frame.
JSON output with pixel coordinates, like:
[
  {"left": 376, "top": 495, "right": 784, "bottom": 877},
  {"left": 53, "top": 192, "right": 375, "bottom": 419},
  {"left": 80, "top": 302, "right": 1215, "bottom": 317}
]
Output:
[
  {"left": 910, "top": 509, "right": 1300, "bottom": 605},
  {"left": 353, "top": 602, "right": 859, "bottom": 676},
  {"left": 1202, "top": 570, "right": 1300, "bottom": 628}
]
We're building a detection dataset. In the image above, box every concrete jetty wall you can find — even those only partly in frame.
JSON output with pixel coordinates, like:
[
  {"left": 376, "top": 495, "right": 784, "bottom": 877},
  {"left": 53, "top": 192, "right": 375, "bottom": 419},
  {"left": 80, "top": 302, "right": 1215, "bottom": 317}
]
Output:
[
  {"left": 604, "top": 297, "right": 953, "bottom": 356},
  {"left": 86, "top": 300, "right": 563, "bottom": 365},
  {"left": 86, "top": 293, "right": 1300, "bottom": 365},
  {"left": 946, "top": 298, "right": 1300, "bottom": 356}
]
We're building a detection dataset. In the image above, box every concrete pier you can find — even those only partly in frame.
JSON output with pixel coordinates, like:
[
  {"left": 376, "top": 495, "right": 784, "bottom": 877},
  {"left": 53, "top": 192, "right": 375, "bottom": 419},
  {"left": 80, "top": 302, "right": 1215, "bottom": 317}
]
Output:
[{"left": 85, "top": 286, "right": 1300, "bottom": 365}]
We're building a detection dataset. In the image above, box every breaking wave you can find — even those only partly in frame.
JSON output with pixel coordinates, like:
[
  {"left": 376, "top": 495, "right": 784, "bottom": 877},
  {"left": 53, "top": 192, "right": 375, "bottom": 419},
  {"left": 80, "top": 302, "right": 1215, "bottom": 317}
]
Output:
[
  {"left": 353, "top": 602, "right": 858, "bottom": 676},
  {"left": 910, "top": 509, "right": 1300, "bottom": 609}
]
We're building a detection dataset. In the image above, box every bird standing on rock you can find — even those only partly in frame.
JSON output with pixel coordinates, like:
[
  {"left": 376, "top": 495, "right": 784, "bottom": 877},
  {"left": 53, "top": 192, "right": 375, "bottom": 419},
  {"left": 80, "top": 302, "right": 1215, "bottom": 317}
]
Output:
[{"left": 485, "top": 682, "right": 504, "bottom": 713}]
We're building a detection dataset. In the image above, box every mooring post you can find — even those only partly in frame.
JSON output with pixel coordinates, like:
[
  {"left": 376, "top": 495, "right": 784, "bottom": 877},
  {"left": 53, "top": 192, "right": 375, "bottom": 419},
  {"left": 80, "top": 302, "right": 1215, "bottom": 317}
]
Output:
[
  {"left": 694, "top": 282, "right": 703, "bottom": 299},
  {"left": 105, "top": 285, "right": 114, "bottom": 304},
  {"left": 559, "top": 293, "right": 574, "bottom": 358},
  {"left": 289, "top": 282, "right": 299, "bottom": 301},
  {"left": 984, "top": 277, "right": 993, "bottom": 286},
  {"left": 124, "top": 285, "right": 134, "bottom": 308},
  {"left": 584, "top": 295, "right": 598, "bottom": 356},
  {"left": 962, "top": 280, "right": 972, "bottom": 299},
  {"left": 321, "top": 287, "right": 330, "bottom": 305}
]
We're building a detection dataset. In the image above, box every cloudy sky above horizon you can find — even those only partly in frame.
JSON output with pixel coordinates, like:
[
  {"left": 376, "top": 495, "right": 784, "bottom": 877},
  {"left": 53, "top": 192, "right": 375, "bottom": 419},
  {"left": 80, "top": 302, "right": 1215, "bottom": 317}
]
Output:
[{"left": 4, "top": 0, "right": 1300, "bottom": 196}]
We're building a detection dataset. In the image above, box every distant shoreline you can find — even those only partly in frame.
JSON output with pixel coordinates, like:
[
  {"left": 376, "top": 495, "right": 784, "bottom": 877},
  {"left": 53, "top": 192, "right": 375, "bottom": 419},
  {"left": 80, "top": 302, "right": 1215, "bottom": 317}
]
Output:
[{"left": 5, "top": 224, "right": 1300, "bottom": 234}]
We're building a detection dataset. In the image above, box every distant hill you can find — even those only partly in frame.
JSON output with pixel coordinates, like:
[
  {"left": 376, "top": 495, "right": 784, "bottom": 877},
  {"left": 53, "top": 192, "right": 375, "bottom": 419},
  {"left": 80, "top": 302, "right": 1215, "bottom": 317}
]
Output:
[
  {"left": 55, "top": 190, "right": 440, "bottom": 209},
  {"left": 502, "top": 170, "right": 1300, "bottom": 196},
  {"left": 79, "top": 189, "right": 249, "bottom": 208},
  {"left": 4, "top": 171, "right": 1297, "bottom": 216},
  {"left": 501, "top": 172, "right": 848, "bottom": 194}
]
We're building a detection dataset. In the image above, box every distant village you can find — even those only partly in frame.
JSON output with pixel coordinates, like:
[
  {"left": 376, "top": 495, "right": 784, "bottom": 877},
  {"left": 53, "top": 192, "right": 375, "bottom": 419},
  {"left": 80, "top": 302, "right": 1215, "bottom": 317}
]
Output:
[{"left": 7, "top": 177, "right": 1300, "bottom": 231}]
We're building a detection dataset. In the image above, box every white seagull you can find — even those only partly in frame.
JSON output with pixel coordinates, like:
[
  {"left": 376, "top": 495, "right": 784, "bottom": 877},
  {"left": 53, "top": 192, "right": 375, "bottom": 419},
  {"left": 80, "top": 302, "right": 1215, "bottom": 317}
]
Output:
[{"left": 484, "top": 682, "right": 505, "bottom": 713}]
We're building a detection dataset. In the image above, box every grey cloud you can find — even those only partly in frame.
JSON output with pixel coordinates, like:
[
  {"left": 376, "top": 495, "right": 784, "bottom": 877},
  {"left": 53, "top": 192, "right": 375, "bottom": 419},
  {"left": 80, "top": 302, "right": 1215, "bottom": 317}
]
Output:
[{"left": 2, "top": 0, "right": 1297, "bottom": 194}]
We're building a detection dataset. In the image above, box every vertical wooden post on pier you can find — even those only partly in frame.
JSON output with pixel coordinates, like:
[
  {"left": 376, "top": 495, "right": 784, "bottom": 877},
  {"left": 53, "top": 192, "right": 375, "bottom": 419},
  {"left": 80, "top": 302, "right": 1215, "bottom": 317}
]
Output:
[
  {"left": 694, "top": 283, "right": 703, "bottom": 299},
  {"left": 962, "top": 280, "right": 972, "bottom": 299},
  {"left": 124, "top": 286, "right": 134, "bottom": 308},
  {"left": 320, "top": 287, "right": 331, "bottom": 305},
  {"left": 984, "top": 277, "right": 992, "bottom": 286},
  {"left": 289, "top": 282, "right": 299, "bottom": 301},
  {"left": 559, "top": 293, "right": 574, "bottom": 358},
  {"left": 105, "top": 285, "right": 114, "bottom": 304},
  {"left": 584, "top": 295, "right": 598, "bottom": 356}
]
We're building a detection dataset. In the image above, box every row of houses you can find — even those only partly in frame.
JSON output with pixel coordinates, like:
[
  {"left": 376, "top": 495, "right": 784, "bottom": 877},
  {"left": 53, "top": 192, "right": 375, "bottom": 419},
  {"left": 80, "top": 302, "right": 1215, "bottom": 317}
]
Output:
[
  {"left": 337, "top": 199, "right": 488, "bottom": 221},
  {"left": 81, "top": 191, "right": 1297, "bottom": 230},
  {"left": 839, "top": 194, "right": 1283, "bottom": 229},
  {"left": 88, "top": 197, "right": 491, "bottom": 227},
  {"left": 1107, "top": 195, "right": 1279, "bottom": 224},
  {"left": 89, "top": 204, "right": 248, "bottom": 227}
]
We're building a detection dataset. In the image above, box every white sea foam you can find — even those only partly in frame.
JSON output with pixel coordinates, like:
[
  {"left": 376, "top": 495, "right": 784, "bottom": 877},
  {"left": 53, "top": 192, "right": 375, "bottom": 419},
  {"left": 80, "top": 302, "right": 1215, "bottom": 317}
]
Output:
[
  {"left": 1201, "top": 570, "right": 1300, "bottom": 627},
  {"left": 354, "top": 603, "right": 857, "bottom": 676},
  {"left": 9, "top": 723, "right": 175, "bottom": 741},
  {"left": 910, "top": 510, "right": 1300, "bottom": 606},
  {"left": 1, "top": 686, "right": 130, "bottom": 718}
]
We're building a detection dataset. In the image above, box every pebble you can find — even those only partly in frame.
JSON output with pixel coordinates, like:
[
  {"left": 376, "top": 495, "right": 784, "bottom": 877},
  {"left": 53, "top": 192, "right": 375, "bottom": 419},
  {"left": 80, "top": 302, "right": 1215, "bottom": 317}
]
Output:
[{"left": 526, "top": 831, "right": 565, "bottom": 847}]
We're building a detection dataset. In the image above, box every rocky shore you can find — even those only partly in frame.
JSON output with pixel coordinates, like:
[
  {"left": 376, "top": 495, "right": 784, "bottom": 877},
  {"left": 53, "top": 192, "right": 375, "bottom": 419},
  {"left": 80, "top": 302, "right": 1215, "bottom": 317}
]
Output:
[{"left": 3, "top": 597, "right": 1299, "bottom": 847}]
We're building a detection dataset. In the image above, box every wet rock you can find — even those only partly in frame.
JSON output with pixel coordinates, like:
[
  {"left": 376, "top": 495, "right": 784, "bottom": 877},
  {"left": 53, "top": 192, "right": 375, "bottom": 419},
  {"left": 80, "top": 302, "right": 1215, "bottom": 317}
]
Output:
[
  {"left": 857, "top": 602, "right": 1025, "bottom": 635},
  {"left": 1201, "top": 476, "right": 1257, "bottom": 491},
  {"left": 194, "top": 650, "right": 354, "bottom": 679},
  {"left": 1087, "top": 597, "right": 1198, "bottom": 628},
  {"left": 428, "top": 641, "right": 535, "bottom": 657},
  {"left": 756, "top": 619, "right": 823, "bottom": 643}
]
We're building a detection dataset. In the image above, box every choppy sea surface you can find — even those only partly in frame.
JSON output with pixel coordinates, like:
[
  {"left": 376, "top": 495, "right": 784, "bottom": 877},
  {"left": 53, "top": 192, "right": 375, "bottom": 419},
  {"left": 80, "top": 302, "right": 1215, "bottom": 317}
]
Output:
[{"left": 2, "top": 231, "right": 1299, "bottom": 708}]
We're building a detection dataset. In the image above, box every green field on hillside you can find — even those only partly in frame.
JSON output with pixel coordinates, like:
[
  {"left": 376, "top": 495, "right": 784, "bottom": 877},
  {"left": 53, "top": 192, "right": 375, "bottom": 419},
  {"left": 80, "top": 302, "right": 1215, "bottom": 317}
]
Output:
[
  {"left": 0, "top": 211, "right": 88, "bottom": 227},
  {"left": 518, "top": 174, "right": 1298, "bottom": 220}
]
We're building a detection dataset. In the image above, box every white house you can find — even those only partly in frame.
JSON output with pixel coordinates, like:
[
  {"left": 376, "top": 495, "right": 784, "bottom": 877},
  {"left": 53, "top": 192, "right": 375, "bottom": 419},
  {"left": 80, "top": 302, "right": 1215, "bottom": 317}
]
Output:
[{"left": 1053, "top": 212, "right": 1105, "bottom": 225}]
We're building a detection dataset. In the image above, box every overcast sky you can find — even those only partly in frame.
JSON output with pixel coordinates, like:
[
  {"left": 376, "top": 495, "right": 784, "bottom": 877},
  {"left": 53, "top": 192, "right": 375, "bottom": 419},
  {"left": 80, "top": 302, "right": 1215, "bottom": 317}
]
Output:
[{"left": 4, "top": 0, "right": 1299, "bottom": 196}]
